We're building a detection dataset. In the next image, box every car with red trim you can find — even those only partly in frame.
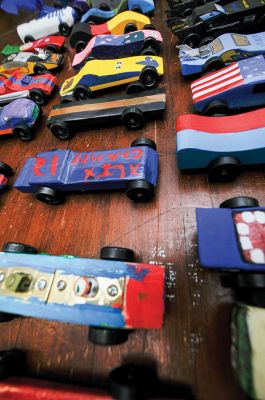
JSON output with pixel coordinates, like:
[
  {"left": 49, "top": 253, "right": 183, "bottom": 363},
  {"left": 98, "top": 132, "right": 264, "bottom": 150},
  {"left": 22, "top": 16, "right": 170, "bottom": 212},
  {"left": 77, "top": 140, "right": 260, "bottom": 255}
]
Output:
[
  {"left": 1, "top": 36, "right": 65, "bottom": 57},
  {"left": 0, "top": 72, "right": 56, "bottom": 105}
]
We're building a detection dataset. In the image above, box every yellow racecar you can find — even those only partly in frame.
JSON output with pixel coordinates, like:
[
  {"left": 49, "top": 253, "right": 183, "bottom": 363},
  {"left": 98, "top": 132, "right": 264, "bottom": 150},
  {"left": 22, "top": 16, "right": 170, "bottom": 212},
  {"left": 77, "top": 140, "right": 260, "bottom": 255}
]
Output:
[
  {"left": 0, "top": 50, "right": 64, "bottom": 75},
  {"left": 60, "top": 55, "right": 164, "bottom": 100}
]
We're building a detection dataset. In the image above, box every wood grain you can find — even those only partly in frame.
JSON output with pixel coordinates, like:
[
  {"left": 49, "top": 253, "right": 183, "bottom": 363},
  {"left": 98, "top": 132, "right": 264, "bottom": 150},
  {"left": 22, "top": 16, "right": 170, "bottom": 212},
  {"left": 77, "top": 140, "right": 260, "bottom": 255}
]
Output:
[{"left": 0, "top": 2, "right": 253, "bottom": 399}]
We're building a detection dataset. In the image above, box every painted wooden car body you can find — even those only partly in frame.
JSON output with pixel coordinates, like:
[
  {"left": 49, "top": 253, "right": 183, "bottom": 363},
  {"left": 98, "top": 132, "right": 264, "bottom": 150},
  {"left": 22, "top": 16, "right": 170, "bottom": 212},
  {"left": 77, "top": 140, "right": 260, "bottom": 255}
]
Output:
[
  {"left": 167, "top": 0, "right": 265, "bottom": 43},
  {"left": 0, "top": 50, "right": 64, "bottom": 75},
  {"left": 69, "top": 11, "right": 151, "bottom": 49},
  {"left": 191, "top": 55, "right": 265, "bottom": 113},
  {"left": 0, "top": 251, "right": 164, "bottom": 329},
  {"left": 1, "top": 36, "right": 65, "bottom": 57},
  {"left": 72, "top": 30, "right": 162, "bottom": 69},
  {"left": 54, "top": 0, "right": 119, "bottom": 10},
  {"left": 17, "top": 6, "right": 78, "bottom": 42},
  {"left": 60, "top": 55, "right": 163, "bottom": 98},
  {"left": 179, "top": 32, "right": 265, "bottom": 76},
  {"left": 0, "top": 73, "right": 56, "bottom": 105},
  {"left": 0, "top": 99, "right": 40, "bottom": 139},
  {"left": 196, "top": 205, "right": 265, "bottom": 270},
  {"left": 176, "top": 108, "right": 265, "bottom": 170}
]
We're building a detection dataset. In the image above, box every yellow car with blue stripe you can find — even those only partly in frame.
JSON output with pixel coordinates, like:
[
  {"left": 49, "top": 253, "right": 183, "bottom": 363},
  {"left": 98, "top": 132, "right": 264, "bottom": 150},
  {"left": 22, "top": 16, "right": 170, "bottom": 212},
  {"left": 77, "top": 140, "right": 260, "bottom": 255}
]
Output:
[{"left": 60, "top": 55, "right": 164, "bottom": 100}]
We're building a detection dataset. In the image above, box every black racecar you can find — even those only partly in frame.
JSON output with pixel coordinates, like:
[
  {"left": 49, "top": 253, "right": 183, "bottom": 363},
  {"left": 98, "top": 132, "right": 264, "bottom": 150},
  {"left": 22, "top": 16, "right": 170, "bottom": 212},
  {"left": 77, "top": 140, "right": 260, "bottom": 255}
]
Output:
[
  {"left": 167, "top": 0, "right": 265, "bottom": 47},
  {"left": 166, "top": 0, "right": 231, "bottom": 18}
]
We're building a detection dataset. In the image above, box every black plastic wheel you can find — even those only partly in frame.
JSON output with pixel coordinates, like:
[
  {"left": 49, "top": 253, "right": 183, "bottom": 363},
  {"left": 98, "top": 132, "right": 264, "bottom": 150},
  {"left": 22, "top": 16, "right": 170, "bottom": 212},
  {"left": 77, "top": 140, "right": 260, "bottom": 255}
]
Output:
[
  {"left": 220, "top": 196, "right": 259, "bottom": 209},
  {"left": 139, "top": 66, "right": 158, "bottom": 89},
  {"left": 35, "top": 187, "right": 65, "bottom": 205},
  {"left": 182, "top": 7, "right": 192, "bottom": 16},
  {"left": 100, "top": 246, "right": 135, "bottom": 261},
  {"left": 208, "top": 156, "right": 241, "bottom": 182},
  {"left": 121, "top": 107, "right": 144, "bottom": 130},
  {"left": 0, "top": 313, "right": 16, "bottom": 323},
  {"left": 33, "top": 63, "right": 48, "bottom": 75},
  {"left": 13, "top": 124, "right": 34, "bottom": 142},
  {"left": 202, "top": 57, "right": 225, "bottom": 75},
  {"left": 182, "top": 33, "right": 201, "bottom": 48},
  {"left": 100, "top": 2, "right": 111, "bottom": 10},
  {"left": 0, "top": 350, "right": 26, "bottom": 379},
  {"left": 60, "top": 96, "right": 76, "bottom": 104},
  {"left": 202, "top": 100, "right": 229, "bottom": 116},
  {"left": 75, "top": 41, "right": 87, "bottom": 53},
  {"left": 73, "top": 85, "right": 92, "bottom": 100},
  {"left": 140, "top": 47, "right": 157, "bottom": 56},
  {"left": 109, "top": 364, "right": 158, "bottom": 400},
  {"left": 50, "top": 121, "right": 72, "bottom": 140},
  {"left": 131, "top": 137, "right": 156, "bottom": 150},
  {"left": 24, "top": 35, "right": 34, "bottom": 43},
  {"left": 29, "top": 89, "right": 46, "bottom": 106},
  {"left": 2, "top": 242, "right": 38, "bottom": 254},
  {"left": 143, "top": 24, "right": 156, "bottom": 30},
  {"left": 89, "top": 327, "right": 130, "bottom": 345},
  {"left": 143, "top": 37, "right": 158, "bottom": 51},
  {"left": 124, "top": 23, "right": 137, "bottom": 34},
  {"left": 0, "top": 161, "right": 13, "bottom": 177},
  {"left": 126, "top": 180, "right": 155, "bottom": 202},
  {"left": 126, "top": 81, "right": 146, "bottom": 94},
  {"left": 46, "top": 44, "right": 60, "bottom": 53},
  {"left": 199, "top": 36, "right": 214, "bottom": 47},
  {"left": 59, "top": 22, "right": 71, "bottom": 36}
]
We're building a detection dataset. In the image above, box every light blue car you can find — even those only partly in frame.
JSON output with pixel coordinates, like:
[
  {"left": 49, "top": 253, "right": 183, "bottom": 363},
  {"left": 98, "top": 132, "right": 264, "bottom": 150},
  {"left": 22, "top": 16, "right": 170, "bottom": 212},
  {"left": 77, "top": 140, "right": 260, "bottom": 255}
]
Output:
[{"left": 178, "top": 32, "right": 265, "bottom": 76}]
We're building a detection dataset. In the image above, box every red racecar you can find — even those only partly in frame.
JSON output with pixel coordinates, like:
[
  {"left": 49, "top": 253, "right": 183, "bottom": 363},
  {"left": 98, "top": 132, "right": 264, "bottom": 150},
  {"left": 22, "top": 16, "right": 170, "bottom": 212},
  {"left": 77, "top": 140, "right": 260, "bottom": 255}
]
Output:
[
  {"left": 1, "top": 36, "right": 66, "bottom": 56},
  {"left": 0, "top": 72, "right": 57, "bottom": 105}
]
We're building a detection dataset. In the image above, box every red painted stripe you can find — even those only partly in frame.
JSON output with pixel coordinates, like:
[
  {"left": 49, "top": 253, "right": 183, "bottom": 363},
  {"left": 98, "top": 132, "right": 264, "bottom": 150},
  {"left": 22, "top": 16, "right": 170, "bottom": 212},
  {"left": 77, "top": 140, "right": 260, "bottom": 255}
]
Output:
[
  {"left": 191, "top": 62, "right": 238, "bottom": 88},
  {"left": 90, "top": 22, "right": 109, "bottom": 36},
  {"left": 0, "top": 128, "right": 12, "bottom": 135},
  {"left": 176, "top": 108, "right": 265, "bottom": 134},
  {"left": 193, "top": 78, "right": 243, "bottom": 103},
  {"left": 192, "top": 69, "right": 241, "bottom": 95}
]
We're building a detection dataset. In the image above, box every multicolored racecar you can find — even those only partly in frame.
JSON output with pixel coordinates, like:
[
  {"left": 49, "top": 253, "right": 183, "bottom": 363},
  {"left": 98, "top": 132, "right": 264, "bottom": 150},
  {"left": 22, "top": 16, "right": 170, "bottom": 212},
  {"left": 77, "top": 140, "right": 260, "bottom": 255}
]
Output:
[
  {"left": 0, "top": 243, "right": 165, "bottom": 345},
  {"left": 1, "top": 36, "right": 65, "bottom": 57},
  {"left": 179, "top": 32, "right": 265, "bottom": 76},
  {"left": 61, "top": 55, "right": 163, "bottom": 100}
]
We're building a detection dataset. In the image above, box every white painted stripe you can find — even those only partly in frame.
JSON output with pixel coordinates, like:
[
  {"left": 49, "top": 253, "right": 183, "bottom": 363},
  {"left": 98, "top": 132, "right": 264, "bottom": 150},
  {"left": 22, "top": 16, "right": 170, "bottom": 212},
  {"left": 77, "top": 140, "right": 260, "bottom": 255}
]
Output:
[
  {"left": 192, "top": 75, "right": 242, "bottom": 100},
  {"left": 192, "top": 68, "right": 241, "bottom": 94},
  {"left": 191, "top": 63, "right": 238, "bottom": 89},
  {"left": 0, "top": 90, "right": 29, "bottom": 104}
]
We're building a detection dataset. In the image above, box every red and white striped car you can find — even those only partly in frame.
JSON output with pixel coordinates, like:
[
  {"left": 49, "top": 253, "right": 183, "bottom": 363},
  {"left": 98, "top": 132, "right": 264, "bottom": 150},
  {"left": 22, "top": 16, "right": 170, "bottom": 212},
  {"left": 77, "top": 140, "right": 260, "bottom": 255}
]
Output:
[{"left": 191, "top": 55, "right": 265, "bottom": 115}]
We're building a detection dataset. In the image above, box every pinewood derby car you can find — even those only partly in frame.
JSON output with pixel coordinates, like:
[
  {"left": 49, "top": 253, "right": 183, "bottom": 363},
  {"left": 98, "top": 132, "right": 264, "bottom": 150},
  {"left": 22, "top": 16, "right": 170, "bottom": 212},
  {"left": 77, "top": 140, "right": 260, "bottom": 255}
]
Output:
[
  {"left": 72, "top": 30, "right": 162, "bottom": 69},
  {"left": 0, "top": 72, "right": 56, "bottom": 106},
  {"left": 176, "top": 108, "right": 265, "bottom": 181},
  {"left": 17, "top": 6, "right": 78, "bottom": 43},
  {"left": 0, "top": 99, "right": 40, "bottom": 142},
  {"left": 1, "top": 36, "right": 65, "bottom": 57},
  {"left": 0, "top": 50, "right": 64, "bottom": 75},
  {"left": 178, "top": 32, "right": 265, "bottom": 76},
  {"left": 61, "top": 55, "right": 163, "bottom": 100},
  {"left": 0, "top": 243, "right": 165, "bottom": 345},
  {"left": 14, "top": 138, "right": 159, "bottom": 204},
  {"left": 54, "top": 0, "right": 120, "bottom": 11},
  {"left": 69, "top": 10, "right": 152, "bottom": 51},
  {"left": 0, "top": 162, "right": 13, "bottom": 191},
  {"left": 191, "top": 55, "right": 265, "bottom": 115},
  {"left": 47, "top": 89, "right": 166, "bottom": 139},
  {"left": 167, "top": 0, "right": 265, "bottom": 47}
]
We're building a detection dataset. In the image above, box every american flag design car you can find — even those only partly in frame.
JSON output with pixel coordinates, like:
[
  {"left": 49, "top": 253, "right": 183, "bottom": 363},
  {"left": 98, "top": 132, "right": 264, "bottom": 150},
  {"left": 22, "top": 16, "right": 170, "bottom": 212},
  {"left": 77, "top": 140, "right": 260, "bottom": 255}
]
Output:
[{"left": 191, "top": 55, "right": 265, "bottom": 112}]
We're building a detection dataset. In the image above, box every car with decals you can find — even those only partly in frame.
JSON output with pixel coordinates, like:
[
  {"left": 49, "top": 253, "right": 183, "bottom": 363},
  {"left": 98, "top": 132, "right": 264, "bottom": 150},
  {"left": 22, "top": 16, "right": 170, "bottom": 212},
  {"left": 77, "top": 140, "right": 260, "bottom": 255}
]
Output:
[
  {"left": 0, "top": 72, "right": 56, "bottom": 106},
  {"left": 191, "top": 55, "right": 265, "bottom": 115},
  {"left": 69, "top": 10, "right": 152, "bottom": 51},
  {"left": 0, "top": 242, "right": 165, "bottom": 345},
  {"left": 166, "top": 0, "right": 265, "bottom": 48},
  {"left": 0, "top": 99, "right": 40, "bottom": 142},
  {"left": 54, "top": 0, "right": 120, "bottom": 11},
  {"left": 0, "top": 49, "right": 64, "bottom": 75},
  {"left": 17, "top": 6, "right": 78, "bottom": 43},
  {"left": 178, "top": 32, "right": 265, "bottom": 76},
  {"left": 47, "top": 88, "right": 166, "bottom": 139},
  {"left": 14, "top": 138, "right": 159, "bottom": 204},
  {"left": 1, "top": 36, "right": 65, "bottom": 57},
  {"left": 60, "top": 55, "right": 163, "bottom": 100},
  {"left": 72, "top": 30, "right": 162, "bottom": 69}
]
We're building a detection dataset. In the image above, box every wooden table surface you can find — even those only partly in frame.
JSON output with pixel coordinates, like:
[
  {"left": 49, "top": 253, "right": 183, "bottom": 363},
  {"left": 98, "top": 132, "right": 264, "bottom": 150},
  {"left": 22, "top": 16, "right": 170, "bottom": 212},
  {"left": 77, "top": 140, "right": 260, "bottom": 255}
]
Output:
[{"left": 0, "top": 2, "right": 257, "bottom": 399}]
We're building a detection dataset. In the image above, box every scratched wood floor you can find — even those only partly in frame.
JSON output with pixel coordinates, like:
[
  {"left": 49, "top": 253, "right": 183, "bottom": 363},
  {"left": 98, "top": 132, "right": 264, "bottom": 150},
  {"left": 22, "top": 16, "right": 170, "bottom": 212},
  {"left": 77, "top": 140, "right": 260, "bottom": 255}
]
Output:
[{"left": 0, "top": 2, "right": 258, "bottom": 399}]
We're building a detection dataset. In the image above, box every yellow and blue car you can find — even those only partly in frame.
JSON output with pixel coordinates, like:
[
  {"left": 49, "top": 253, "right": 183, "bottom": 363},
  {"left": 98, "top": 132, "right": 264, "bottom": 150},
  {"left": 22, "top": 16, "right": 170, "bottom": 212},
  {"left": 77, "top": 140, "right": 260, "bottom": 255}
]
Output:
[{"left": 60, "top": 55, "right": 164, "bottom": 100}]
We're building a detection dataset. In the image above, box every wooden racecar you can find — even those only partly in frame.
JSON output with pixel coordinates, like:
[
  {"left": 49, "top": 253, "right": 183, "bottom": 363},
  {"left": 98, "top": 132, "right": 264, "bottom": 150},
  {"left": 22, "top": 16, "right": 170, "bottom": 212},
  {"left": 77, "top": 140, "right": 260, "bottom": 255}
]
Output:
[
  {"left": 72, "top": 30, "right": 162, "bottom": 69},
  {"left": 1, "top": 36, "right": 65, "bottom": 57},
  {"left": 17, "top": 6, "right": 78, "bottom": 43},
  {"left": 0, "top": 243, "right": 165, "bottom": 345},
  {"left": 69, "top": 10, "right": 152, "bottom": 51},
  {"left": 0, "top": 99, "right": 40, "bottom": 142},
  {"left": 0, "top": 49, "right": 64, "bottom": 75},
  {"left": 176, "top": 108, "right": 265, "bottom": 181},
  {"left": 178, "top": 32, "right": 265, "bottom": 76},
  {"left": 191, "top": 55, "right": 265, "bottom": 115},
  {"left": 47, "top": 88, "right": 166, "bottom": 139},
  {"left": 60, "top": 55, "right": 163, "bottom": 100},
  {"left": 14, "top": 138, "right": 159, "bottom": 204},
  {"left": 167, "top": 0, "right": 265, "bottom": 47},
  {"left": 0, "top": 72, "right": 56, "bottom": 106}
]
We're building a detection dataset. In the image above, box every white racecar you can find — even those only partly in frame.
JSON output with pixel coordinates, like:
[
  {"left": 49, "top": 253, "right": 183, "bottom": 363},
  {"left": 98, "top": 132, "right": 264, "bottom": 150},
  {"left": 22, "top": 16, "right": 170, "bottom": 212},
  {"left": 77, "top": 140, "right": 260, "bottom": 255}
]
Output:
[{"left": 17, "top": 7, "right": 78, "bottom": 43}]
